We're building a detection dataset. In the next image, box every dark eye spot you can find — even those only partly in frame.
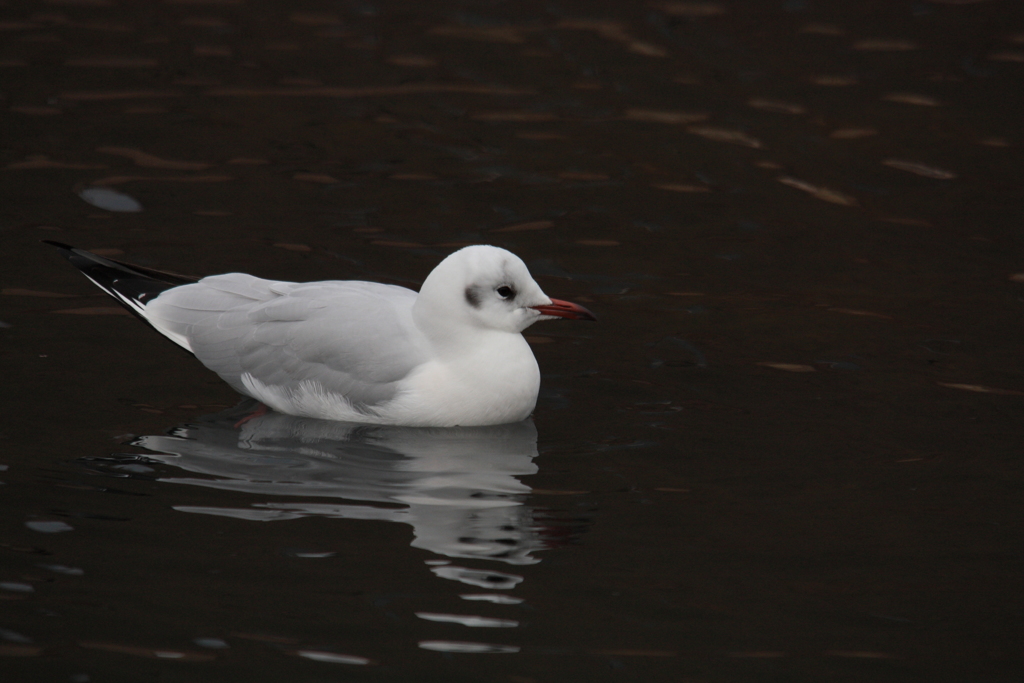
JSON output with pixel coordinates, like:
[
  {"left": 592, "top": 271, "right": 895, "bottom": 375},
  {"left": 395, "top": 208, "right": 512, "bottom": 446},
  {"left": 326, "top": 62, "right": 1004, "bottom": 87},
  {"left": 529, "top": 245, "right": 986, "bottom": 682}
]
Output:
[
  {"left": 496, "top": 285, "right": 515, "bottom": 300},
  {"left": 464, "top": 287, "right": 482, "bottom": 308}
]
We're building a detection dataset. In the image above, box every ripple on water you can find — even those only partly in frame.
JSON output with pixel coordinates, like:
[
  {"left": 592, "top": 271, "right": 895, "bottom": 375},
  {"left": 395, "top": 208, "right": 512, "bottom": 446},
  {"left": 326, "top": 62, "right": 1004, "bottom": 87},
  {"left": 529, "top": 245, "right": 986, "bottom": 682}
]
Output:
[
  {"left": 460, "top": 593, "right": 525, "bottom": 604},
  {"left": 430, "top": 565, "right": 524, "bottom": 590},
  {"left": 418, "top": 641, "right": 520, "bottom": 653},
  {"left": 415, "top": 613, "right": 519, "bottom": 628},
  {"left": 294, "top": 651, "right": 372, "bottom": 665},
  {"left": 25, "top": 520, "right": 74, "bottom": 533},
  {"left": 38, "top": 564, "right": 84, "bottom": 576}
]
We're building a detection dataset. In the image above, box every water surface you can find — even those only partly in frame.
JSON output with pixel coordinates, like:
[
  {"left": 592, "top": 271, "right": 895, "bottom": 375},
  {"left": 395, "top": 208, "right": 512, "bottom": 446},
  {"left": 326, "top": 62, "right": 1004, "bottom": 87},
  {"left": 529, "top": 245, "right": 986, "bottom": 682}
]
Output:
[{"left": 2, "top": 0, "right": 1023, "bottom": 681}]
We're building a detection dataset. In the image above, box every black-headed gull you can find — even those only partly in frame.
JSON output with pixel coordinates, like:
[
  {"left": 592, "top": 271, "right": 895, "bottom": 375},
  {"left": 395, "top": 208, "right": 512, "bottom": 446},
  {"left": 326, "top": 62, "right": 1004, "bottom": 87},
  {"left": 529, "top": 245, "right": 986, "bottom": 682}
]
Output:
[{"left": 46, "top": 242, "right": 595, "bottom": 426}]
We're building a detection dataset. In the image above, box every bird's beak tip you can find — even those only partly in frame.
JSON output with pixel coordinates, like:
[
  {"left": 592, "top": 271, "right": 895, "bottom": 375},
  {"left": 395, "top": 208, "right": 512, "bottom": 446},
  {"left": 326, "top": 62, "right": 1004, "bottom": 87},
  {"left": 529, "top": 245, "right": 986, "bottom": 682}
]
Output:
[{"left": 531, "top": 298, "right": 597, "bottom": 321}]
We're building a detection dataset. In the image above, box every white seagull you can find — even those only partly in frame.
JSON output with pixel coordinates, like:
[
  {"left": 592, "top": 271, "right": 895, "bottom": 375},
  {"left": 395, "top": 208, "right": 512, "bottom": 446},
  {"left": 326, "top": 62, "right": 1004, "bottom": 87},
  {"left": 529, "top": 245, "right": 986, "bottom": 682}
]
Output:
[{"left": 46, "top": 242, "right": 595, "bottom": 427}]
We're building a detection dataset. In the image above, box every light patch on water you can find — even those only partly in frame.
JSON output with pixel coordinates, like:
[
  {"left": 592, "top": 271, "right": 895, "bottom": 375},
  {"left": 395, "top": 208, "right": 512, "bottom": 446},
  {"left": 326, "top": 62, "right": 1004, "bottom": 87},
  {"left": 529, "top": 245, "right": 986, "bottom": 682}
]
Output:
[
  {"left": 78, "top": 187, "right": 142, "bottom": 212},
  {"left": 25, "top": 520, "right": 74, "bottom": 533},
  {"left": 418, "top": 640, "right": 520, "bottom": 653},
  {"left": 415, "top": 612, "right": 519, "bottom": 628}
]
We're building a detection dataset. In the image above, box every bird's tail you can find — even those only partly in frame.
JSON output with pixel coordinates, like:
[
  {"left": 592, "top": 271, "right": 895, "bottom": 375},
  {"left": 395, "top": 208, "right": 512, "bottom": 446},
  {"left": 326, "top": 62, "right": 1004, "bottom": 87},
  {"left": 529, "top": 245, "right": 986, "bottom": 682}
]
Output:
[{"left": 44, "top": 241, "right": 197, "bottom": 322}]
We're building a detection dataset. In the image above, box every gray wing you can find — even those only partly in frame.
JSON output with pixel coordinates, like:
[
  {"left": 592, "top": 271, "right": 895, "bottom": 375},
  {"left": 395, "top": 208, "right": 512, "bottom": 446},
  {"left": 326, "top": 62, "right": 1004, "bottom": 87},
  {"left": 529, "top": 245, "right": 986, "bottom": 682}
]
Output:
[{"left": 146, "top": 273, "right": 425, "bottom": 408}]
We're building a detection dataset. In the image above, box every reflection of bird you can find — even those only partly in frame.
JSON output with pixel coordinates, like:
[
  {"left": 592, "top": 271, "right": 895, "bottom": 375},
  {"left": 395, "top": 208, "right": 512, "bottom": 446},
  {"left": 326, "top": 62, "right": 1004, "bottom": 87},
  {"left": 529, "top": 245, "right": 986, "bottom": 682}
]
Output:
[
  {"left": 132, "top": 404, "right": 547, "bottom": 564},
  {"left": 46, "top": 242, "right": 595, "bottom": 426}
]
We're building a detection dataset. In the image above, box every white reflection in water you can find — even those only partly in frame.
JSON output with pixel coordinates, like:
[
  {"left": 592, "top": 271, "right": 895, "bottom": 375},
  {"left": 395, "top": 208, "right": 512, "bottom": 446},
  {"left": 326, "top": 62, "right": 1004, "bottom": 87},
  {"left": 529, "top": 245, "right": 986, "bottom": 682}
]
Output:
[
  {"left": 460, "top": 593, "right": 524, "bottom": 605},
  {"left": 430, "top": 565, "right": 524, "bottom": 589},
  {"left": 131, "top": 405, "right": 548, "bottom": 566},
  {"left": 418, "top": 640, "right": 520, "bottom": 654},
  {"left": 295, "top": 651, "right": 372, "bottom": 665},
  {"left": 415, "top": 612, "right": 519, "bottom": 628}
]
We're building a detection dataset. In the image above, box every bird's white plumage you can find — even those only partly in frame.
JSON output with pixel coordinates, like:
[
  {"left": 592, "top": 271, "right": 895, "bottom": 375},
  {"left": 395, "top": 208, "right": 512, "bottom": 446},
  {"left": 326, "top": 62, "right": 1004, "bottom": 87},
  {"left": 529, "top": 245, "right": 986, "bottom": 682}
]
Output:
[{"left": 140, "top": 246, "right": 566, "bottom": 427}]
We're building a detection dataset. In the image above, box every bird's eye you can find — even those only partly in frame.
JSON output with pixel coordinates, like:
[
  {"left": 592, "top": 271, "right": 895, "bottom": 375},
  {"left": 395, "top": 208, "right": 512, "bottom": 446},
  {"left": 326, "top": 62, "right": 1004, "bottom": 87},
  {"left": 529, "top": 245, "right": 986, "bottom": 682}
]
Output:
[{"left": 496, "top": 285, "right": 515, "bottom": 299}]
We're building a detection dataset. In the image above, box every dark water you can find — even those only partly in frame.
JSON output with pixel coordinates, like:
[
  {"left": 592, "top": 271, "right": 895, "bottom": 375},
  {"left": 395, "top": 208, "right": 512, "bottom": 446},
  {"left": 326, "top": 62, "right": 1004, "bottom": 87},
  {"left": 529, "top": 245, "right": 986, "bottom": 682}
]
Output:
[{"left": 3, "top": 0, "right": 1024, "bottom": 680}]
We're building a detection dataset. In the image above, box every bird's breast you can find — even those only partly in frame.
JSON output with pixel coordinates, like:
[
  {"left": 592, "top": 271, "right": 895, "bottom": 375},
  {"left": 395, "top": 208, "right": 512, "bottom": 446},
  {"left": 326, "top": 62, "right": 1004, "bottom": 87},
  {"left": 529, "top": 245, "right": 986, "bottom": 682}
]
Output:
[{"left": 387, "top": 333, "right": 540, "bottom": 427}]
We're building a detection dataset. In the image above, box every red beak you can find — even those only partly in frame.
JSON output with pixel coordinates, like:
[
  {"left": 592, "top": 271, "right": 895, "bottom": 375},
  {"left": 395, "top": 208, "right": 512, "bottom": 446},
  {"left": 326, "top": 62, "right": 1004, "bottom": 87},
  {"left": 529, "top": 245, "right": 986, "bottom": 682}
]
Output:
[{"left": 531, "top": 298, "right": 597, "bottom": 321}]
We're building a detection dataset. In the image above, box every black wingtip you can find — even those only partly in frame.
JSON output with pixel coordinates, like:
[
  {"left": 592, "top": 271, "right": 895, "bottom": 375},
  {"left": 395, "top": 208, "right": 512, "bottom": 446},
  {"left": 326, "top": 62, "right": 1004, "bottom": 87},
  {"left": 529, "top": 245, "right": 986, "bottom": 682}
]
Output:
[
  {"left": 45, "top": 241, "right": 200, "bottom": 326},
  {"left": 45, "top": 242, "right": 202, "bottom": 358},
  {"left": 42, "top": 239, "right": 75, "bottom": 252},
  {"left": 44, "top": 241, "right": 198, "bottom": 287}
]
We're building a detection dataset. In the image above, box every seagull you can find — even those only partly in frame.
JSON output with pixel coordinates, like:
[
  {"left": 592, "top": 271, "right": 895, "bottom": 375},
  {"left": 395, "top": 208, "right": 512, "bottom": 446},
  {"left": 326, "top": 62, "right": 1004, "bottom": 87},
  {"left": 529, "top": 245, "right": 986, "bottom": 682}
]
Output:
[{"left": 45, "top": 242, "right": 595, "bottom": 427}]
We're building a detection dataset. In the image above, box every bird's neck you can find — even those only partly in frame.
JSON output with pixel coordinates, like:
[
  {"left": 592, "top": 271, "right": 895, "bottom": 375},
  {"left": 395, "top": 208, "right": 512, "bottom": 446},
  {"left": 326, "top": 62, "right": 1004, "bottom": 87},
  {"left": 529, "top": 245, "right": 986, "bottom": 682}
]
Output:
[{"left": 412, "top": 294, "right": 478, "bottom": 353}]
